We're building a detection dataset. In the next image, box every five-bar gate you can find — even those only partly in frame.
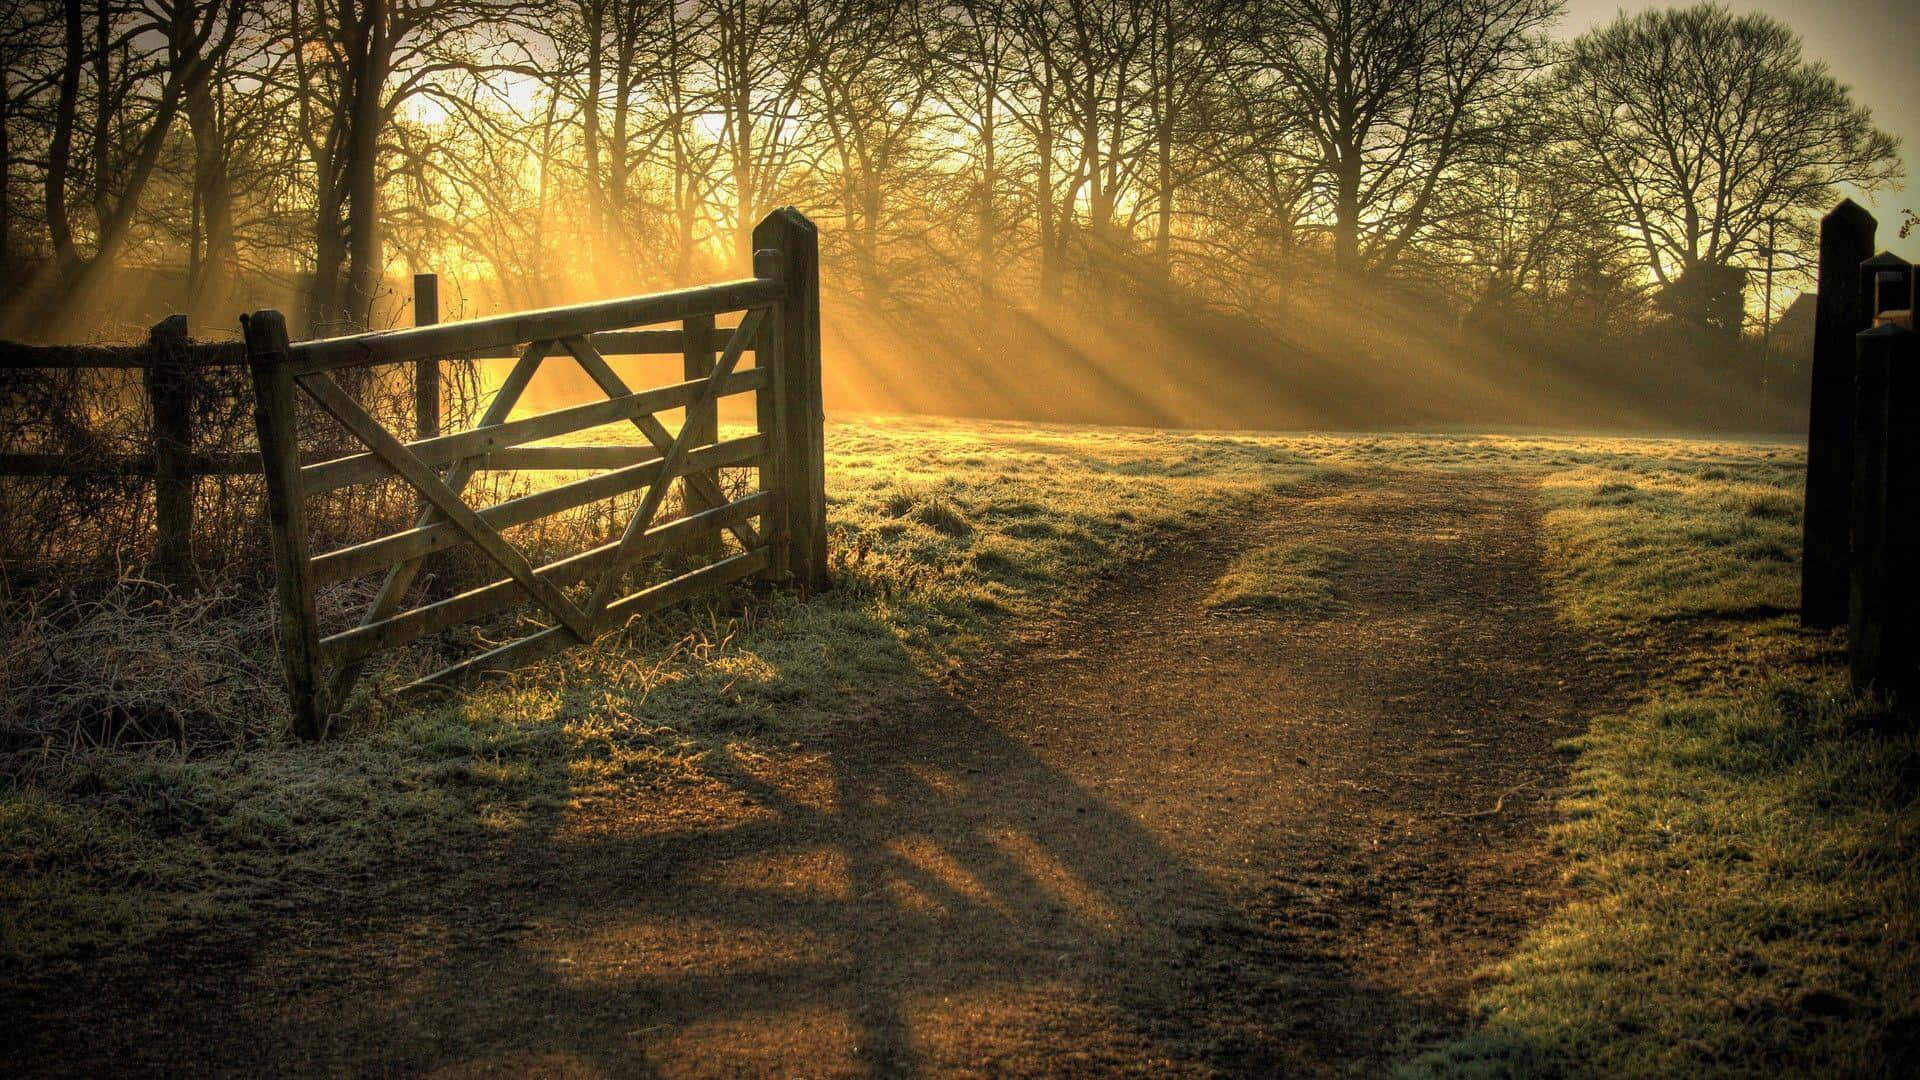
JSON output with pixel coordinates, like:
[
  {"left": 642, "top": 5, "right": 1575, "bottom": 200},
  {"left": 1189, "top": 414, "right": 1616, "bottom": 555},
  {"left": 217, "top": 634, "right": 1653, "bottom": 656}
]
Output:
[{"left": 246, "top": 209, "right": 826, "bottom": 739}]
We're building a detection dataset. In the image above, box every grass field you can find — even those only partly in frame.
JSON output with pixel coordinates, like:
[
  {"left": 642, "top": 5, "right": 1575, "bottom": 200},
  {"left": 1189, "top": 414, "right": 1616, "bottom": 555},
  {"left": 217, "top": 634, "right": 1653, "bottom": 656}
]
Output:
[{"left": 3, "top": 416, "right": 1913, "bottom": 1074}]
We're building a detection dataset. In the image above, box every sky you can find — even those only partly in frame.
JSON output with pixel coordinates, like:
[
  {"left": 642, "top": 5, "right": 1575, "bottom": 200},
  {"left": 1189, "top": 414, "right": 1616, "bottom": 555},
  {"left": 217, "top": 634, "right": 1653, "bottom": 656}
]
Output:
[{"left": 1560, "top": 0, "right": 1920, "bottom": 261}]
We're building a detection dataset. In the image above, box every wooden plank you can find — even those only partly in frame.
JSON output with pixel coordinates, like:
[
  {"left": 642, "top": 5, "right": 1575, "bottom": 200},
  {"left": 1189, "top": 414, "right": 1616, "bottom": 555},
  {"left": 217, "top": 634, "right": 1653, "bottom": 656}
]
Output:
[
  {"left": 1805, "top": 199, "right": 1883, "bottom": 629},
  {"left": 480, "top": 445, "right": 666, "bottom": 471},
  {"left": 243, "top": 309, "right": 329, "bottom": 740},
  {"left": 413, "top": 273, "right": 440, "bottom": 439},
  {"left": 0, "top": 453, "right": 160, "bottom": 477},
  {"left": 396, "top": 547, "right": 769, "bottom": 694},
  {"left": 459, "top": 327, "right": 753, "bottom": 359},
  {"left": 146, "top": 316, "right": 194, "bottom": 585},
  {"left": 0, "top": 450, "right": 280, "bottom": 477},
  {"left": 311, "top": 434, "right": 768, "bottom": 587},
  {"left": 579, "top": 308, "right": 766, "bottom": 624},
  {"left": 559, "top": 337, "right": 763, "bottom": 552},
  {"left": 0, "top": 339, "right": 244, "bottom": 369},
  {"left": 295, "top": 370, "right": 595, "bottom": 643},
  {"left": 753, "top": 209, "right": 827, "bottom": 589},
  {"left": 682, "top": 313, "right": 720, "bottom": 559},
  {"left": 290, "top": 278, "right": 784, "bottom": 374},
  {"left": 320, "top": 493, "right": 770, "bottom": 666},
  {"left": 299, "top": 367, "right": 766, "bottom": 493}
]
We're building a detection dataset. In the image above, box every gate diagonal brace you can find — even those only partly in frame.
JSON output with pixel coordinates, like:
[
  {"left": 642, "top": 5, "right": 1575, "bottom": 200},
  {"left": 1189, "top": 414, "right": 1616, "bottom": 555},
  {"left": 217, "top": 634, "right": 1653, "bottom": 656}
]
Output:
[{"left": 296, "top": 369, "right": 595, "bottom": 643}]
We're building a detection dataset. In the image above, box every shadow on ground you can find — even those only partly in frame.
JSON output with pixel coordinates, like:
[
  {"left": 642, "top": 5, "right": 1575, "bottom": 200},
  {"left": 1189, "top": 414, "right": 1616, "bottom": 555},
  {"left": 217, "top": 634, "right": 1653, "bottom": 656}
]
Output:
[{"left": 6, "top": 468, "right": 1618, "bottom": 1076}]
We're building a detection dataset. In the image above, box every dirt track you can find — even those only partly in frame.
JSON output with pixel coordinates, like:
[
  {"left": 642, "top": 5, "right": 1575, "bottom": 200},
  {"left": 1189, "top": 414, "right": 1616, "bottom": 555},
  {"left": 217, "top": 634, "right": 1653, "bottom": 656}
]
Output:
[{"left": 8, "top": 469, "right": 1625, "bottom": 1076}]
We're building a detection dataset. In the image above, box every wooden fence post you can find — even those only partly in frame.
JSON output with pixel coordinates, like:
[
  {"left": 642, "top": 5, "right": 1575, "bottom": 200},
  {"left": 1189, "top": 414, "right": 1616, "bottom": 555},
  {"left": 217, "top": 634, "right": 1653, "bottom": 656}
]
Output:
[
  {"left": 1851, "top": 324, "right": 1899, "bottom": 691},
  {"left": 682, "top": 311, "right": 719, "bottom": 558},
  {"left": 1863, "top": 252, "right": 1913, "bottom": 324},
  {"left": 413, "top": 273, "right": 440, "bottom": 439},
  {"left": 1877, "top": 326, "right": 1920, "bottom": 705},
  {"left": 145, "top": 314, "right": 194, "bottom": 587},
  {"left": 752, "top": 208, "right": 827, "bottom": 591},
  {"left": 244, "top": 309, "right": 329, "bottom": 739},
  {"left": 1803, "top": 199, "right": 1876, "bottom": 627}
]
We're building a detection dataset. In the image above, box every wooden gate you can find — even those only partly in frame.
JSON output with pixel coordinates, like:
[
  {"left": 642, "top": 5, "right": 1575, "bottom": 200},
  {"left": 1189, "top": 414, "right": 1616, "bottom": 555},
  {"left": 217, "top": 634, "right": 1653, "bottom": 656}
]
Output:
[{"left": 246, "top": 209, "right": 826, "bottom": 739}]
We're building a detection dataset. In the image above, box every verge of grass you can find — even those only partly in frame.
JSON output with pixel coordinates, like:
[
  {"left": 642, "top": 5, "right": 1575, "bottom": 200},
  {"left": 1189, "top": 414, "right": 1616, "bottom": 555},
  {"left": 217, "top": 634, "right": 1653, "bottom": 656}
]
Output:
[
  {"left": 1408, "top": 451, "right": 1920, "bottom": 1076},
  {"left": 1205, "top": 541, "right": 1344, "bottom": 616}
]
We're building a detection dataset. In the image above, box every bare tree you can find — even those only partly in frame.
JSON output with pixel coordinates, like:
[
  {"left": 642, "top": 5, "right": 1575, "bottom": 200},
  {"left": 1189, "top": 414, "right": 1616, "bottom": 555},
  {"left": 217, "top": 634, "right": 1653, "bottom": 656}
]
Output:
[
  {"left": 1557, "top": 4, "right": 1900, "bottom": 289},
  {"left": 1247, "top": 0, "right": 1558, "bottom": 276}
]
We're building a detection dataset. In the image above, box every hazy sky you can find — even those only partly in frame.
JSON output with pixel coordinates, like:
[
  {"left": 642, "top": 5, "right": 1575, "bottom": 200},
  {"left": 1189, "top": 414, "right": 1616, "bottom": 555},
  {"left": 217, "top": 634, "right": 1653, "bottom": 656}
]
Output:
[{"left": 1560, "top": 0, "right": 1920, "bottom": 261}]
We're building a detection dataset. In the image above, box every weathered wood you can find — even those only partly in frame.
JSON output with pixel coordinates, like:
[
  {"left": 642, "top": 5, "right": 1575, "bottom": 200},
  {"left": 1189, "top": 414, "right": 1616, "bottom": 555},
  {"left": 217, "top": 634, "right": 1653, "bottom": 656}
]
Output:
[
  {"left": 1863, "top": 252, "right": 1912, "bottom": 320},
  {"left": 558, "top": 336, "right": 763, "bottom": 553},
  {"left": 480, "top": 445, "right": 669, "bottom": 471},
  {"left": 244, "top": 309, "right": 329, "bottom": 740},
  {"left": 323, "top": 341, "right": 552, "bottom": 705},
  {"left": 1851, "top": 324, "right": 1899, "bottom": 691},
  {"left": 460, "top": 327, "right": 754, "bottom": 359},
  {"left": 1803, "top": 200, "right": 1876, "bottom": 627},
  {"left": 413, "top": 273, "right": 440, "bottom": 439},
  {"left": 145, "top": 315, "right": 194, "bottom": 585},
  {"left": 299, "top": 367, "right": 766, "bottom": 493},
  {"left": 398, "top": 547, "right": 769, "bottom": 695},
  {"left": 322, "top": 494, "right": 771, "bottom": 666},
  {"left": 295, "top": 370, "right": 595, "bottom": 643},
  {"left": 0, "top": 338, "right": 245, "bottom": 369},
  {"left": 682, "top": 313, "right": 720, "bottom": 558},
  {"left": 580, "top": 307, "right": 766, "bottom": 624},
  {"left": 754, "top": 208, "right": 828, "bottom": 589},
  {"left": 310, "top": 434, "right": 768, "bottom": 587},
  {"left": 0, "top": 450, "right": 301, "bottom": 476},
  {"left": 291, "top": 277, "right": 783, "bottom": 374},
  {"left": 1877, "top": 327, "right": 1920, "bottom": 706},
  {"left": 754, "top": 290, "right": 780, "bottom": 583}
]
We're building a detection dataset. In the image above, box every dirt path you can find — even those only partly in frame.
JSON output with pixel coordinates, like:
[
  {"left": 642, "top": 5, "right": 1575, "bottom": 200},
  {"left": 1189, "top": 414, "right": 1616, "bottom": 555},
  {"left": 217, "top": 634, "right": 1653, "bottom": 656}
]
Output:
[{"left": 10, "top": 469, "right": 1626, "bottom": 1077}]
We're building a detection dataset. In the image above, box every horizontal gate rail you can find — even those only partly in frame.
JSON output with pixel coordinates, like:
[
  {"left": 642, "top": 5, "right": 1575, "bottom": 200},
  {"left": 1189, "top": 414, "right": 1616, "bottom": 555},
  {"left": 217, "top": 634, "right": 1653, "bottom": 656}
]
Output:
[
  {"left": 289, "top": 278, "right": 784, "bottom": 373},
  {"left": 298, "top": 367, "right": 767, "bottom": 493},
  {"left": 245, "top": 207, "right": 826, "bottom": 740}
]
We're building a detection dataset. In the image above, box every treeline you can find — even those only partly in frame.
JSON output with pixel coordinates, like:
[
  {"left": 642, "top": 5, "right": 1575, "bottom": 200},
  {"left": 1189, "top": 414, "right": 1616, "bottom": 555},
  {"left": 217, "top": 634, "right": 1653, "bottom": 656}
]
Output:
[{"left": 0, "top": 0, "right": 1901, "bottom": 428}]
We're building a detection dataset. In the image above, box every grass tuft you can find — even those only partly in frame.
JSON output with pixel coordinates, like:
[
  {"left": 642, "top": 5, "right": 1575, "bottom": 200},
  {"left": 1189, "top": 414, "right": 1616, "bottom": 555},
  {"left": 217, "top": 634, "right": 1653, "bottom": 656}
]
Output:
[{"left": 1205, "top": 541, "right": 1345, "bottom": 616}]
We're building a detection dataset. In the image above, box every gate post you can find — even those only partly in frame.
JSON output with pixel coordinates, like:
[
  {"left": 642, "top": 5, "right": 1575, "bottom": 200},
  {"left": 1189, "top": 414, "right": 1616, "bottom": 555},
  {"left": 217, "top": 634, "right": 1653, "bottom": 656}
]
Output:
[
  {"left": 244, "top": 309, "right": 329, "bottom": 739},
  {"left": 1877, "top": 326, "right": 1920, "bottom": 705},
  {"left": 1803, "top": 200, "right": 1875, "bottom": 627},
  {"left": 1850, "top": 325, "right": 1897, "bottom": 691},
  {"left": 753, "top": 208, "right": 827, "bottom": 590},
  {"left": 682, "top": 311, "right": 720, "bottom": 559},
  {"left": 146, "top": 314, "right": 194, "bottom": 587},
  {"left": 413, "top": 273, "right": 441, "bottom": 439}
]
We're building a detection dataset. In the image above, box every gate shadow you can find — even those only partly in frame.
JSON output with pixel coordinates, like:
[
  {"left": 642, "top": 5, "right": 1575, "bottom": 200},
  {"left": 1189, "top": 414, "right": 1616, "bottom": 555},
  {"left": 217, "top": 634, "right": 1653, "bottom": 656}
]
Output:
[{"left": 202, "top": 663, "right": 1446, "bottom": 1075}]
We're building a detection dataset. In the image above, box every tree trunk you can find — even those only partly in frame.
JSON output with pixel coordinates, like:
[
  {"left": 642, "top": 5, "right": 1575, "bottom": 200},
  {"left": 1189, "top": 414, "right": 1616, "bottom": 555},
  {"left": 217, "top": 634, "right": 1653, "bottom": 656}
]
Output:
[
  {"left": 45, "top": 0, "right": 81, "bottom": 271},
  {"left": 0, "top": 56, "right": 11, "bottom": 286},
  {"left": 1333, "top": 149, "right": 1362, "bottom": 275},
  {"left": 581, "top": 0, "right": 605, "bottom": 288},
  {"left": 978, "top": 90, "right": 997, "bottom": 303},
  {"left": 343, "top": 0, "right": 387, "bottom": 330},
  {"left": 186, "top": 75, "right": 234, "bottom": 316}
]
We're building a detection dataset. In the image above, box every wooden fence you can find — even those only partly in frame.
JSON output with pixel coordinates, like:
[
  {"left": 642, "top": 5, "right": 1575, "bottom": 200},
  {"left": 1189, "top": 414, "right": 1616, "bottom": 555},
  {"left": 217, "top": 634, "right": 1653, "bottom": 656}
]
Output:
[
  {"left": 0, "top": 275, "right": 451, "bottom": 584},
  {"left": 1802, "top": 199, "right": 1920, "bottom": 702},
  {"left": 2, "top": 207, "right": 827, "bottom": 739}
]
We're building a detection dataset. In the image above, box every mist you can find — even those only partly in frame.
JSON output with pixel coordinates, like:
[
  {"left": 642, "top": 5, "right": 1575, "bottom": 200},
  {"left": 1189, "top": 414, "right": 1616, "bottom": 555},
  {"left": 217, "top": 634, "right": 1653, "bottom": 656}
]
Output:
[{"left": 0, "top": 0, "right": 1897, "bottom": 434}]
